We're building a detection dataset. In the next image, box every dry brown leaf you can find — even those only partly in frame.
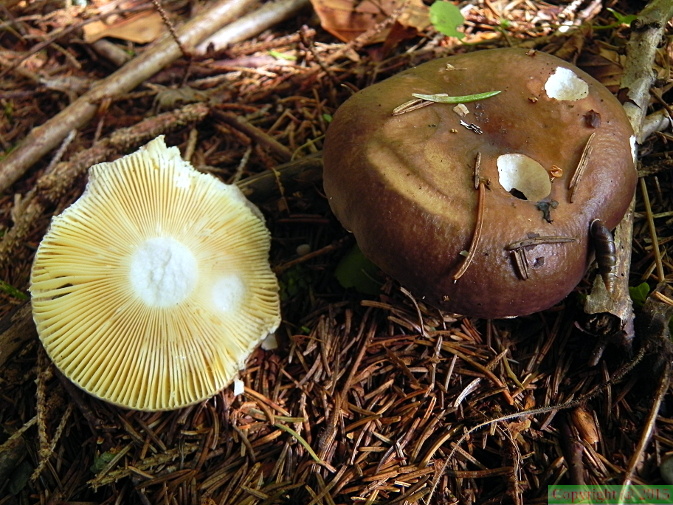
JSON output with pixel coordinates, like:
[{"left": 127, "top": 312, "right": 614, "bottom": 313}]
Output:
[
  {"left": 577, "top": 45, "right": 626, "bottom": 92},
  {"left": 311, "top": 0, "right": 429, "bottom": 43},
  {"left": 397, "top": 0, "right": 430, "bottom": 32},
  {"left": 570, "top": 406, "right": 599, "bottom": 445},
  {"left": 506, "top": 418, "right": 531, "bottom": 441},
  {"left": 83, "top": 10, "right": 165, "bottom": 44}
]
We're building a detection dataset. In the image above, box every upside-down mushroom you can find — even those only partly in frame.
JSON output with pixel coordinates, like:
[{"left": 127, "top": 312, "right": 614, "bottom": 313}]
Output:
[
  {"left": 30, "top": 136, "right": 281, "bottom": 410},
  {"left": 323, "top": 48, "right": 636, "bottom": 318}
]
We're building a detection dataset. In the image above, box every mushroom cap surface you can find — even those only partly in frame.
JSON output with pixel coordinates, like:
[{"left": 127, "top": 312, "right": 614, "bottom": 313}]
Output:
[
  {"left": 323, "top": 48, "right": 636, "bottom": 318},
  {"left": 30, "top": 136, "right": 281, "bottom": 411}
]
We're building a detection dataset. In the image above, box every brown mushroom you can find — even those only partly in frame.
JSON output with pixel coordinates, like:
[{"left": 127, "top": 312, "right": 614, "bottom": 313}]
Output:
[{"left": 323, "top": 48, "right": 636, "bottom": 318}]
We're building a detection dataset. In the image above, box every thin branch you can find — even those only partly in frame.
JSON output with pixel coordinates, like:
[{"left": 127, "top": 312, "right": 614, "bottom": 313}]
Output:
[
  {"left": 195, "top": 0, "right": 310, "bottom": 54},
  {"left": 212, "top": 110, "right": 293, "bottom": 162},
  {"left": 0, "top": 103, "right": 209, "bottom": 271},
  {"left": 584, "top": 0, "right": 673, "bottom": 319},
  {"left": 151, "top": 0, "right": 189, "bottom": 59},
  {"left": 0, "top": 0, "right": 258, "bottom": 194},
  {"left": 621, "top": 0, "right": 673, "bottom": 138}
]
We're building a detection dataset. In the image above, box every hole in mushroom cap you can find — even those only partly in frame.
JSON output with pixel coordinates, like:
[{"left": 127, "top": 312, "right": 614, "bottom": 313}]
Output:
[
  {"left": 129, "top": 237, "right": 198, "bottom": 307},
  {"left": 497, "top": 153, "right": 552, "bottom": 201},
  {"left": 544, "top": 67, "right": 589, "bottom": 101}
]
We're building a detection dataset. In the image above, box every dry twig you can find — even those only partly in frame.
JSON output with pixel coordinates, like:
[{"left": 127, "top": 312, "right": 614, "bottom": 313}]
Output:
[
  {"left": 0, "top": 103, "right": 210, "bottom": 272},
  {"left": 0, "top": 0, "right": 258, "bottom": 193}
]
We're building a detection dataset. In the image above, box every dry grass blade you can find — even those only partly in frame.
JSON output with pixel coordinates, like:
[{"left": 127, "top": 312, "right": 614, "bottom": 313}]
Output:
[
  {"left": 505, "top": 236, "right": 576, "bottom": 250},
  {"left": 567, "top": 132, "right": 595, "bottom": 203},
  {"left": 511, "top": 248, "right": 529, "bottom": 280},
  {"left": 392, "top": 98, "right": 433, "bottom": 116},
  {"left": 274, "top": 423, "right": 337, "bottom": 472},
  {"left": 452, "top": 181, "right": 486, "bottom": 280},
  {"left": 639, "top": 178, "right": 665, "bottom": 283},
  {"left": 473, "top": 152, "right": 482, "bottom": 190}
]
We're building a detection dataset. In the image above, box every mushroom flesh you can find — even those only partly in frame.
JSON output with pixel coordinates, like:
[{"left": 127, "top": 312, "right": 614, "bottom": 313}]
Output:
[{"left": 30, "top": 136, "right": 281, "bottom": 411}]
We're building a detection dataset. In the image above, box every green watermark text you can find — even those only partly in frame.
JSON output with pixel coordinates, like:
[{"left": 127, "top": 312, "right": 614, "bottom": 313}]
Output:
[{"left": 549, "top": 485, "right": 673, "bottom": 504}]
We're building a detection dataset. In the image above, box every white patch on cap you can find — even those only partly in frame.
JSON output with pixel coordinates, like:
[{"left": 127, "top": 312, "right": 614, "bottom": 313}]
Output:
[
  {"left": 497, "top": 153, "right": 552, "bottom": 202},
  {"left": 211, "top": 274, "right": 246, "bottom": 313},
  {"left": 261, "top": 333, "right": 278, "bottom": 350},
  {"left": 630, "top": 135, "right": 638, "bottom": 164},
  {"left": 130, "top": 237, "right": 198, "bottom": 307},
  {"left": 233, "top": 378, "right": 244, "bottom": 396},
  {"left": 544, "top": 67, "right": 589, "bottom": 101}
]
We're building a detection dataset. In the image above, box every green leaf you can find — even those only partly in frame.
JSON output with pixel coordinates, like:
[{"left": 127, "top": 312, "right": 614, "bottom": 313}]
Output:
[
  {"left": 429, "top": 1, "right": 465, "bottom": 39},
  {"left": 0, "top": 279, "right": 28, "bottom": 301},
  {"left": 334, "top": 244, "right": 381, "bottom": 296},
  {"left": 411, "top": 90, "right": 501, "bottom": 104},
  {"left": 279, "top": 264, "right": 311, "bottom": 301},
  {"left": 606, "top": 8, "right": 637, "bottom": 26},
  {"left": 268, "top": 50, "right": 297, "bottom": 61},
  {"left": 90, "top": 451, "right": 117, "bottom": 474},
  {"left": 629, "top": 282, "right": 650, "bottom": 308}
]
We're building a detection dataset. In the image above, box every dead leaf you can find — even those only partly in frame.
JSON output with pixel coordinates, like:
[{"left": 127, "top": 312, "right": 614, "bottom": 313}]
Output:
[
  {"left": 310, "top": 0, "right": 430, "bottom": 44},
  {"left": 570, "top": 407, "right": 599, "bottom": 445},
  {"left": 506, "top": 418, "right": 531, "bottom": 441},
  {"left": 83, "top": 10, "right": 165, "bottom": 44},
  {"left": 397, "top": 0, "right": 430, "bottom": 32},
  {"left": 577, "top": 45, "right": 626, "bottom": 92}
]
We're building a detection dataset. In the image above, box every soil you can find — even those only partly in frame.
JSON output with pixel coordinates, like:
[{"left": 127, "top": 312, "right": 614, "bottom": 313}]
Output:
[{"left": 1, "top": 1, "right": 672, "bottom": 504}]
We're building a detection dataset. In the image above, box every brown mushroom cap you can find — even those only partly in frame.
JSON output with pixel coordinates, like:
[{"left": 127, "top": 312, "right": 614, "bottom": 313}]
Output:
[
  {"left": 30, "top": 137, "right": 281, "bottom": 410},
  {"left": 323, "top": 48, "right": 636, "bottom": 318}
]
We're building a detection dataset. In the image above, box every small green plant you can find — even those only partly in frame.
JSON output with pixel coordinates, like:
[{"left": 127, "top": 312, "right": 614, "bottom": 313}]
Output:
[
  {"left": 629, "top": 281, "right": 650, "bottom": 308},
  {"left": 90, "top": 451, "right": 118, "bottom": 474},
  {"left": 628, "top": 282, "right": 673, "bottom": 337},
  {"left": 606, "top": 7, "right": 637, "bottom": 26},
  {"left": 429, "top": 1, "right": 465, "bottom": 39},
  {"left": 268, "top": 50, "right": 297, "bottom": 61},
  {"left": 593, "top": 8, "right": 637, "bottom": 30},
  {"left": 4, "top": 100, "right": 14, "bottom": 123},
  {"left": 334, "top": 244, "right": 381, "bottom": 295},
  {"left": 279, "top": 264, "right": 312, "bottom": 302}
]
